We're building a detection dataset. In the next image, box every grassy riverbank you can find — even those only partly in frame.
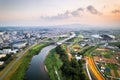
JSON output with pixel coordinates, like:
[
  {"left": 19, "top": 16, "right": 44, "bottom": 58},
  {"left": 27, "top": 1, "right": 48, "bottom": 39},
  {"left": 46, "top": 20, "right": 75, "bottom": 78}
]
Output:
[
  {"left": 3, "top": 43, "right": 49, "bottom": 80},
  {"left": 44, "top": 49, "right": 63, "bottom": 80}
]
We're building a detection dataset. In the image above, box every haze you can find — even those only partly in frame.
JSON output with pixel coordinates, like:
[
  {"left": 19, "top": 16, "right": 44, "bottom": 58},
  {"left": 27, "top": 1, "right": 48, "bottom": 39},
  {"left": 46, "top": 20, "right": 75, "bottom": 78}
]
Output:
[{"left": 0, "top": 0, "right": 120, "bottom": 27}]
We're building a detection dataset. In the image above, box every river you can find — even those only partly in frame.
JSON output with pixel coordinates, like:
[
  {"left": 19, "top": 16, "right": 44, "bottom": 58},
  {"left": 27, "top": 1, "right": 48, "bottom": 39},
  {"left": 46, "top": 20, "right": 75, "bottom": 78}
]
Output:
[
  {"left": 25, "top": 32, "right": 76, "bottom": 80},
  {"left": 25, "top": 45, "right": 56, "bottom": 80}
]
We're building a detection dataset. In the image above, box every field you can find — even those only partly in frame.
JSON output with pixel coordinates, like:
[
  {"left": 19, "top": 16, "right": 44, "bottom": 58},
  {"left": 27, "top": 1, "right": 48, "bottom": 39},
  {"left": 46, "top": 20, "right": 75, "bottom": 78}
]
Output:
[
  {"left": 93, "top": 48, "right": 113, "bottom": 58},
  {"left": 92, "top": 47, "right": 120, "bottom": 79},
  {"left": 105, "top": 63, "right": 119, "bottom": 77}
]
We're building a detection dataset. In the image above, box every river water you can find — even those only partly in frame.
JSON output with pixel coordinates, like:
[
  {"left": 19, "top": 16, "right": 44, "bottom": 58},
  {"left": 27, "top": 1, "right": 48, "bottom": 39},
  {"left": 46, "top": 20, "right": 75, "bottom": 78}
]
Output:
[{"left": 25, "top": 45, "right": 56, "bottom": 80}]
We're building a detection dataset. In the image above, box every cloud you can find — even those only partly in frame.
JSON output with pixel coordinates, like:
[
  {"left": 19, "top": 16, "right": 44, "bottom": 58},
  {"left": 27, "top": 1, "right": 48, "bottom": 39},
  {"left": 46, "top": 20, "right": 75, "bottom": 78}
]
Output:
[
  {"left": 87, "top": 5, "right": 102, "bottom": 15},
  {"left": 71, "top": 8, "right": 84, "bottom": 16},
  {"left": 41, "top": 5, "right": 102, "bottom": 20},
  {"left": 41, "top": 11, "right": 70, "bottom": 20},
  {"left": 112, "top": 9, "right": 120, "bottom": 14},
  {"left": 41, "top": 8, "right": 84, "bottom": 20}
]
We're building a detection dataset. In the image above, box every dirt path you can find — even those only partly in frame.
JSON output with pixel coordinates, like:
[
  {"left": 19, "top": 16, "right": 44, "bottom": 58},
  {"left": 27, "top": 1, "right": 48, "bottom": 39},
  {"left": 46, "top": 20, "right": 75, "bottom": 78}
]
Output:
[
  {"left": 66, "top": 47, "right": 72, "bottom": 61},
  {"left": 117, "top": 70, "right": 120, "bottom": 77},
  {"left": 111, "top": 70, "right": 115, "bottom": 77}
]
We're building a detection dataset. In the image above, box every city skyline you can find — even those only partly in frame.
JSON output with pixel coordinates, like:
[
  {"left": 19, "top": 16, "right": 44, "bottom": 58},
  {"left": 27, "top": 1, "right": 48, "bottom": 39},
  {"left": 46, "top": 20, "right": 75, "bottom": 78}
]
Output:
[{"left": 0, "top": 0, "right": 120, "bottom": 27}]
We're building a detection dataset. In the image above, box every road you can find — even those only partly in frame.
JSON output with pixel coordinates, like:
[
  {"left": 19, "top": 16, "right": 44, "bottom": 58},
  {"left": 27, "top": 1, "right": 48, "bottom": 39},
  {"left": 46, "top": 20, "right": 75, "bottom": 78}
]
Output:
[
  {"left": 86, "top": 61, "right": 92, "bottom": 80},
  {"left": 88, "top": 57, "right": 105, "bottom": 80},
  {"left": 0, "top": 43, "right": 37, "bottom": 80}
]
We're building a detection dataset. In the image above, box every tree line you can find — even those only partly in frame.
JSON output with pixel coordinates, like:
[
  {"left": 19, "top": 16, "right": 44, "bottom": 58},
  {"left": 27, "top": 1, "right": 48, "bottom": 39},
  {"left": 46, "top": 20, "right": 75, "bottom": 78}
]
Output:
[{"left": 55, "top": 45, "right": 88, "bottom": 80}]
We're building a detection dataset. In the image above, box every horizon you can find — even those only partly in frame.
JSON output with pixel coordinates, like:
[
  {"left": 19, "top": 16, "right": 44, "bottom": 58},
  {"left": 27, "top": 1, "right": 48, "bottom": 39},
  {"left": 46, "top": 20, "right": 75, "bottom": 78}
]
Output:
[{"left": 0, "top": 24, "right": 120, "bottom": 30}]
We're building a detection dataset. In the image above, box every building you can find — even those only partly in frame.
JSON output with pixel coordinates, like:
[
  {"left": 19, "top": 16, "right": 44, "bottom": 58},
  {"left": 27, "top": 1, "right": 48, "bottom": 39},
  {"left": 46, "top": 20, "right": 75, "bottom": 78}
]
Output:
[
  {"left": 12, "top": 41, "right": 27, "bottom": 49},
  {"left": 75, "top": 55, "right": 82, "bottom": 60},
  {"left": 100, "top": 34, "right": 114, "bottom": 41},
  {"left": 0, "top": 54, "right": 6, "bottom": 58},
  {"left": 0, "top": 49, "right": 18, "bottom": 54},
  {"left": 0, "top": 32, "right": 4, "bottom": 44},
  {"left": 0, "top": 61, "right": 4, "bottom": 65}
]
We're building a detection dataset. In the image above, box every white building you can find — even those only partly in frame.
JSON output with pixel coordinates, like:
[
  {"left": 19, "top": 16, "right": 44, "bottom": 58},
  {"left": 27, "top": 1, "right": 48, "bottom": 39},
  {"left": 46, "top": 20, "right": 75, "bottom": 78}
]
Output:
[
  {"left": 13, "top": 41, "right": 27, "bottom": 49},
  {"left": 75, "top": 55, "right": 82, "bottom": 60},
  {"left": 0, "top": 49, "right": 18, "bottom": 54},
  {"left": 0, "top": 61, "right": 4, "bottom": 65},
  {"left": 0, "top": 54, "right": 6, "bottom": 58}
]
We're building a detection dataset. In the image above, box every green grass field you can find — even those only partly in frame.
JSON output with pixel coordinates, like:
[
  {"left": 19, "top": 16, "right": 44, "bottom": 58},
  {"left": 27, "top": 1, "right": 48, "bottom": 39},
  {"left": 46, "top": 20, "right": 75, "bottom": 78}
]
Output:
[{"left": 101, "top": 52, "right": 112, "bottom": 58}]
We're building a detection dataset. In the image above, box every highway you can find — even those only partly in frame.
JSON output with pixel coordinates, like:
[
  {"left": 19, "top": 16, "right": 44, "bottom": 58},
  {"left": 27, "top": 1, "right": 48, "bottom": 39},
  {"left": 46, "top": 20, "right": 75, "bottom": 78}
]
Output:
[
  {"left": 56, "top": 32, "right": 76, "bottom": 45},
  {"left": 88, "top": 57, "right": 105, "bottom": 80},
  {"left": 86, "top": 61, "right": 92, "bottom": 80}
]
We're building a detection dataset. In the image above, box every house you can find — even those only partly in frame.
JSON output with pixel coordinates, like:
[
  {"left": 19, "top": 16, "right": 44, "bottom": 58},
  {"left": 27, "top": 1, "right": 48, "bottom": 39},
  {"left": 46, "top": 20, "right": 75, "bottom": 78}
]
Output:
[
  {"left": 101, "top": 66, "right": 106, "bottom": 73},
  {"left": 0, "top": 61, "right": 4, "bottom": 65},
  {"left": 0, "top": 54, "right": 6, "bottom": 58},
  {"left": 75, "top": 55, "right": 82, "bottom": 60}
]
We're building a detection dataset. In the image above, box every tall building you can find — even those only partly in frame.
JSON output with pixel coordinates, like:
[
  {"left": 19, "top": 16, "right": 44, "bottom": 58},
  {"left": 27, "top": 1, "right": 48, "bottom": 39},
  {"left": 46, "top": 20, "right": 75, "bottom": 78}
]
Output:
[{"left": 0, "top": 32, "right": 4, "bottom": 44}]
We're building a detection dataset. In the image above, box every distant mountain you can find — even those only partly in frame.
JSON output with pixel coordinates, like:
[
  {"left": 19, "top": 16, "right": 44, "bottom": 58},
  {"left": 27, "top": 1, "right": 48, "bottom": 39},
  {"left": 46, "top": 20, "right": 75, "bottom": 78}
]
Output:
[
  {"left": 0, "top": 24, "right": 119, "bottom": 31},
  {"left": 49, "top": 24, "right": 119, "bottom": 30}
]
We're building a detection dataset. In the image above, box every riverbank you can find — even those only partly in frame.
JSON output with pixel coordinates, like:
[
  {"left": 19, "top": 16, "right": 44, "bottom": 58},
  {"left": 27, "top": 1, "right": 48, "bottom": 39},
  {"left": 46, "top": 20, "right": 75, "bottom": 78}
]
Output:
[
  {"left": 44, "top": 49, "right": 63, "bottom": 80},
  {"left": 2, "top": 43, "right": 49, "bottom": 80},
  {"left": 26, "top": 45, "right": 56, "bottom": 80}
]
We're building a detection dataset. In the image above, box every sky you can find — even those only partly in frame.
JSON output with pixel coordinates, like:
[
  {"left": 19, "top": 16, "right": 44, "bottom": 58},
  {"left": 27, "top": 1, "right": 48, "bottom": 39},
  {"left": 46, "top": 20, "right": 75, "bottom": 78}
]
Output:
[{"left": 0, "top": 0, "right": 120, "bottom": 27}]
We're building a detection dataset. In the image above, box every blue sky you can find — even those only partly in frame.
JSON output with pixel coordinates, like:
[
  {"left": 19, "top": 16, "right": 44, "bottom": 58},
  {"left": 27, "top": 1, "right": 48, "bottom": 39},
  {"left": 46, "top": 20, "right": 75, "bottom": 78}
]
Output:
[{"left": 0, "top": 0, "right": 120, "bottom": 27}]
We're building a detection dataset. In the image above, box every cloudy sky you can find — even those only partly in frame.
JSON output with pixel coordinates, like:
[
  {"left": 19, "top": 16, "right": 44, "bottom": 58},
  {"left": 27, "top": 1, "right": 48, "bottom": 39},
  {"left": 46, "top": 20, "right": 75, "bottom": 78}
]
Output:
[{"left": 0, "top": 0, "right": 120, "bottom": 27}]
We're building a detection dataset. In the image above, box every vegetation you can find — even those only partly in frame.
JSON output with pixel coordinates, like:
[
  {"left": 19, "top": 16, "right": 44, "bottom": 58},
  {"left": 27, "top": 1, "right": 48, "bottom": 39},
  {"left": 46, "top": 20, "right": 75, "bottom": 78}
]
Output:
[
  {"left": 101, "top": 52, "right": 112, "bottom": 58},
  {"left": 106, "top": 63, "right": 118, "bottom": 70},
  {"left": 45, "top": 44, "right": 88, "bottom": 80},
  {"left": 9, "top": 43, "right": 49, "bottom": 80},
  {"left": 0, "top": 54, "right": 12, "bottom": 61},
  {"left": 67, "top": 38, "right": 76, "bottom": 42},
  {"left": 44, "top": 49, "right": 63, "bottom": 80},
  {"left": 109, "top": 42, "right": 120, "bottom": 48},
  {"left": 58, "top": 37, "right": 67, "bottom": 41},
  {"left": 56, "top": 44, "right": 88, "bottom": 80},
  {"left": 78, "top": 46, "right": 97, "bottom": 56},
  {"left": 61, "top": 59, "right": 88, "bottom": 80},
  {"left": 0, "top": 53, "right": 15, "bottom": 70},
  {"left": 67, "top": 37, "right": 82, "bottom": 44},
  {"left": 105, "top": 63, "right": 119, "bottom": 77},
  {"left": 72, "top": 44, "right": 80, "bottom": 50}
]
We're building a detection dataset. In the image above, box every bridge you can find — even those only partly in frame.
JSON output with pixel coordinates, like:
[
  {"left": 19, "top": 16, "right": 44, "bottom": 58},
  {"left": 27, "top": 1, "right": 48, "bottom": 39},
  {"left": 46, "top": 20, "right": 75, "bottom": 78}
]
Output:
[{"left": 38, "top": 32, "right": 76, "bottom": 45}]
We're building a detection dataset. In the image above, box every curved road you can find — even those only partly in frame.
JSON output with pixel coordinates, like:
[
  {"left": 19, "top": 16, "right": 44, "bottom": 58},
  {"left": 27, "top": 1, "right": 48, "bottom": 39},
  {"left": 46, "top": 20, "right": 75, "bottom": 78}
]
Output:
[{"left": 88, "top": 57, "right": 105, "bottom": 80}]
